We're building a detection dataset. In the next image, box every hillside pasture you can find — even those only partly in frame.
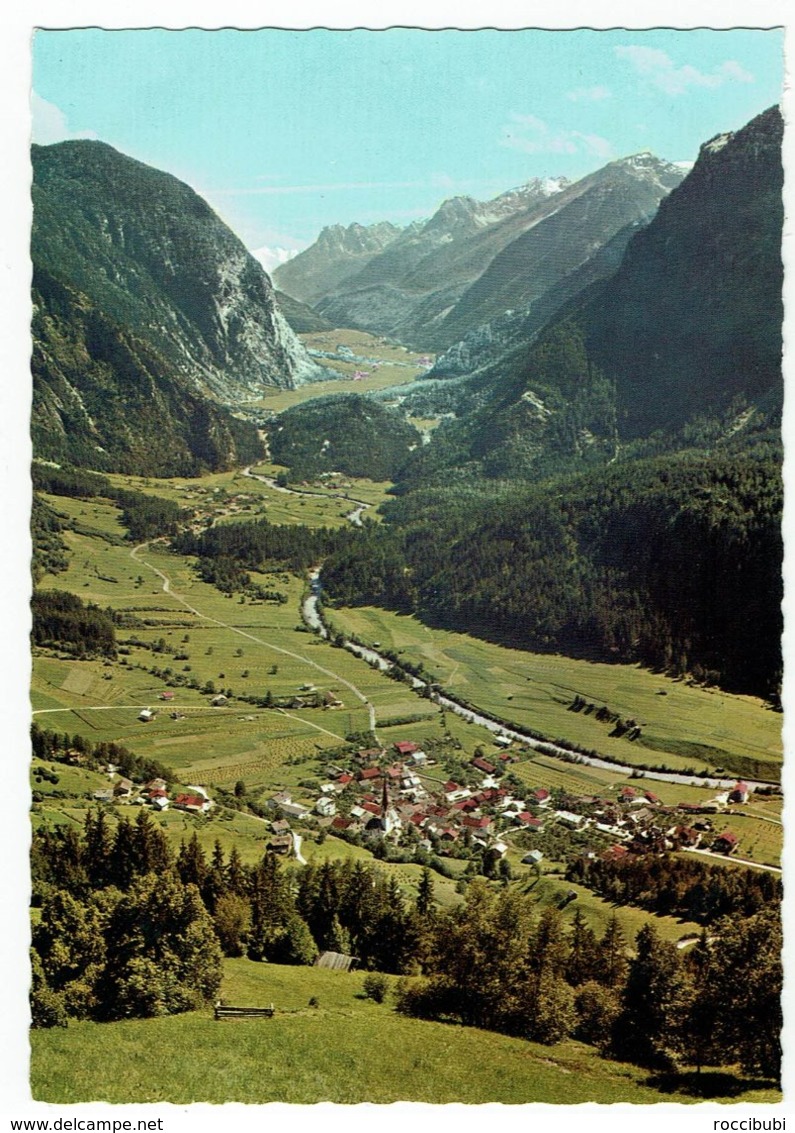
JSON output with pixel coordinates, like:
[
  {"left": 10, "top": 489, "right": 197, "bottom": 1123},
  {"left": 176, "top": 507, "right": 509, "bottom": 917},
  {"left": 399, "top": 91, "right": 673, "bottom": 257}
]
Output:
[{"left": 30, "top": 958, "right": 779, "bottom": 1105}]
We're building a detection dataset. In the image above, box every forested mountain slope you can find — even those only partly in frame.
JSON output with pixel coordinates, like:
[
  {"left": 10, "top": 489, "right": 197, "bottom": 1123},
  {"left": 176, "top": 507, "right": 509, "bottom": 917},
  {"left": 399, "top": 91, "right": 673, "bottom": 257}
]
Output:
[
  {"left": 322, "top": 440, "right": 783, "bottom": 699},
  {"left": 32, "top": 140, "right": 329, "bottom": 403},
  {"left": 31, "top": 267, "right": 263, "bottom": 475},
  {"left": 317, "top": 108, "right": 784, "bottom": 699},
  {"left": 403, "top": 106, "right": 784, "bottom": 482}
]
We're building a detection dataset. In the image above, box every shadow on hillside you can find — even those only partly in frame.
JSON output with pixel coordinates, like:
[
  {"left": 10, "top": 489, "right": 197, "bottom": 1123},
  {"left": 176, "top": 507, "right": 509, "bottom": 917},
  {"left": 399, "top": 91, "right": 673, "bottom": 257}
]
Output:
[{"left": 645, "top": 1070, "right": 778, "bottom": 1099}]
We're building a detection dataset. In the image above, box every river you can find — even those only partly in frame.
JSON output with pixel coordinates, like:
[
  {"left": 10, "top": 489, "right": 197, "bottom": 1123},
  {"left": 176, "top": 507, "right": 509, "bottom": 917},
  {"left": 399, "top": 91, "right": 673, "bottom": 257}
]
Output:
[
  {"left": 243, "top": 465, "right": 371, "bottom": 526},
  {"left": 302, "top": 575, "right": 777, "bottom": 792}
]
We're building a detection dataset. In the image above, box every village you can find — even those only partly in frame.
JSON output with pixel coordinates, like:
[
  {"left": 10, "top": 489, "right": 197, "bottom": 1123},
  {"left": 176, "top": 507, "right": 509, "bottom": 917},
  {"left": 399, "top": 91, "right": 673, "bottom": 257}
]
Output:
[
  {"left": 82, "top": 727, "right": 760, "bottom": 872},
  {"left": 256, "top": 740, "right": 756, "bottom": 868}
]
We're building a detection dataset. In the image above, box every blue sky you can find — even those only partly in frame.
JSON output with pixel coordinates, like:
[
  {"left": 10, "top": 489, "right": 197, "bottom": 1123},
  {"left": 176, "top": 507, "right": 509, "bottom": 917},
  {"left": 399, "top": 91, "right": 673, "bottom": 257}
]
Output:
[{"left": 32, "top": 27, "right": 785, "bottom": 259}]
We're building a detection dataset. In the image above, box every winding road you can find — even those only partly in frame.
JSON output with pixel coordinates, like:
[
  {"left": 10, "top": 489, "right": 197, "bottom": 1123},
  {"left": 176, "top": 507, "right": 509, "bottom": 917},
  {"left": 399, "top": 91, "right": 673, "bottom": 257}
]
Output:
[{"left": 242, "top": 466, "right": 372, "bottom": 526}]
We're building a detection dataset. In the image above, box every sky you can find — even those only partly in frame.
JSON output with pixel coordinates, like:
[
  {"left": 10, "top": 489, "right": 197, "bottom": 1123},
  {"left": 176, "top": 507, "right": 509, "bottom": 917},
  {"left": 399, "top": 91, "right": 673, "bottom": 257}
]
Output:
[{"left": 31, "top": 26, "right": 785, "bottom": 265}]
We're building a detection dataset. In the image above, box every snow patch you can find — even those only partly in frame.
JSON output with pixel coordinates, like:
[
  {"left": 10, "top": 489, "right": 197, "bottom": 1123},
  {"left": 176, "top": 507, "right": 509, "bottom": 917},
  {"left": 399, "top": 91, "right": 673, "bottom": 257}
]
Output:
[{"left": 704, "top": 133, "right": 732, "bottom": 155}]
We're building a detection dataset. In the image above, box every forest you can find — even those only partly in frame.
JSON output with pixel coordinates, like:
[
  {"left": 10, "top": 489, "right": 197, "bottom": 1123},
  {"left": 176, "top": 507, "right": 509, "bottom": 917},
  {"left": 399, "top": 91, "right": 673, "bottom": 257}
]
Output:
[
  {"left": 30, "top": 812, "right": 781, "bottom": 1083},
  {"left": 31, "top": 590, "right": 117, "bottom": 658},
  {"left": 319, "top": 437, "right": 783, "bottom": 699},
  {"left": 268, "top": 393, "right": 421, "bottom": 482}
]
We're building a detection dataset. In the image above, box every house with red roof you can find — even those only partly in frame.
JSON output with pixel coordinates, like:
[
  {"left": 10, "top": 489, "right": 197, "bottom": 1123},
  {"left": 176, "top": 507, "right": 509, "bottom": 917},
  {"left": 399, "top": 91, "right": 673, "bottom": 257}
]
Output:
[
  {"left": 462, "top": 815, "right": 493, "bottom": 831},
  {"left": 472, "top": 757, "right": 496, "bottom": 775},
  {"left": 713, "top": 831, "right": 740, "bottom": 854},
  {"left": 394, "top": 741, "right": 420, "bottom": 756},
  {"left": 515, "top": 813, "right": 544, "bottom": 830},
  {"left": 174, "top": 793, "right": 211, "bottom": 814},
  {"left": 729, "top": 781, "right": 750, "bottom": 804}
]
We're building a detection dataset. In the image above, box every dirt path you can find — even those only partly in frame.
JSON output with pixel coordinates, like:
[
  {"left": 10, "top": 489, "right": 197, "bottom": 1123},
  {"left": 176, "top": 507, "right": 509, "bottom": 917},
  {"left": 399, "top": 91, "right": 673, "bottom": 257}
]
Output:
[{"left": 129, "top": 542, "right": 378, "bottom": 737}]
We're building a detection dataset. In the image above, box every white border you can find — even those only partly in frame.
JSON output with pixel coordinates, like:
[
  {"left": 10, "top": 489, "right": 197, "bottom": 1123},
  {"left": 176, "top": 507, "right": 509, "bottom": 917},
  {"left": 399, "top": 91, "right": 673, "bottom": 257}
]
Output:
[{"left": 2, "top": 4, "right": 792, "bottom": 1131}]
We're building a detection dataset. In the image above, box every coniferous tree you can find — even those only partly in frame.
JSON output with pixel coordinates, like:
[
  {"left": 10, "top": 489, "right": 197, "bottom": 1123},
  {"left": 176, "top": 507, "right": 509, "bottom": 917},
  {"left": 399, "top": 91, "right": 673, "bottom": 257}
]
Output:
[
  {"left": 176, "top": 832, "right": 208, "bottom": 891},
  {"left": 612, "top": 924, "right": 691, "bottom": 1069},
  {"left": 597, "top": 915, "right": 629, "bottom": 989}
]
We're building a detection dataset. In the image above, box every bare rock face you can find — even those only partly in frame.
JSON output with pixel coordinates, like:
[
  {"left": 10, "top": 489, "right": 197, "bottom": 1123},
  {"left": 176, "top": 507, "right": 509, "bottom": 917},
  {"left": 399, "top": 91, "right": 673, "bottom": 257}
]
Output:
[
  {"left": 32, "top": 140, "right": 329, "bottom": 401},
  {"left": 298, "top": 158, "right": 683, "bottom": 351},
  {"left": 273, "top": 221, "right": 403, "bottom": 305}
]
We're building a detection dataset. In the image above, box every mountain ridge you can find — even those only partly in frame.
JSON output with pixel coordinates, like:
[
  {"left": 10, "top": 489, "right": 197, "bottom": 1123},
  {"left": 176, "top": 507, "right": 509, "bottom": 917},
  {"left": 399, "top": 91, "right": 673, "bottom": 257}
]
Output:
[
  {"left": 32, "top": 140, "right": 329, "bottom": 403},
  {"left": 294, "top": 154, "right": 683, "bottom": 349}
]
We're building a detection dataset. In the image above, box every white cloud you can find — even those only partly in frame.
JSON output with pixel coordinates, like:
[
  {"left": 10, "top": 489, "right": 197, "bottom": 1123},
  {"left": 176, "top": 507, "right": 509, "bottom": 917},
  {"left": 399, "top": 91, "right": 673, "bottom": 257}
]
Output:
[
  {"left": 499, "top": 113, "right": 613, "bottom": 159},
  {"left": 720, "top": 60, "right": 755, "bottom": 84},
  {"left": 615, "top": 46, "right": 755, "bottom": 96},
  {"left": 567, "top": 85, "right": 612, "bottom": 103},
  {"left": 31, "top": 91, "right": 100, "bottom": 145},
  {"left": 250, "top": 246, "right": 302, "bottom": 274},
  {"left": 31, "top": 92, "right": 69, "bottom": 144},
  {"left": 576, "top": 133, "right": 614, "bottom": 160},
  {"left": 208, "top": 179, "right": 427, "bottom": 197},
  {"left": 430, "top": 172, "right": 456, "bottom": 191}
]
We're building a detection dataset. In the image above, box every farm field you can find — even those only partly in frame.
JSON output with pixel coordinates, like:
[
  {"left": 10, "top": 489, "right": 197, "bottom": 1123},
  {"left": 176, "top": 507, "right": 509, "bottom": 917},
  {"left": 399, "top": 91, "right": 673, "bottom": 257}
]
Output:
[
  {"left": 323, "top": 605, "right": 782, "bottom": 782},
  {"left": 31, "top": 510, "right": 519, "bottom": 794},
  {"left": 98, "top": 467, "right": 392, "bottom": 530},
  {"left": 247, "top": 460, "right": 395, "bottom": 508},
  {"left": 32, "top": 485, "right": 781, "bottom": 867},
  {"left": 254, "top": 327, "right": 432, "bottom": 413},
  {"left": 30, "top": 958, "right": 778, "bottom": 1105}
]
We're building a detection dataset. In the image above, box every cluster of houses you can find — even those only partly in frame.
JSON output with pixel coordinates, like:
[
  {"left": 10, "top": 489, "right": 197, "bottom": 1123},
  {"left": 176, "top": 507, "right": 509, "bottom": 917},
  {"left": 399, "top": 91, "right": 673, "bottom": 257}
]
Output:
[
  {"left": 262, "top": 738, "right": 752, "bottom": 863},
  {"left": 92, "top": 771, "right": 214, "bottom": 816}
]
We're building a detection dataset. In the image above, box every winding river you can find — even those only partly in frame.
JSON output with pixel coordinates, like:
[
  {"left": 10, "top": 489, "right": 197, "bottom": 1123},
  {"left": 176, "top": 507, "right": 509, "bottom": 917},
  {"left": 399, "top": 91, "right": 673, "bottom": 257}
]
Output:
[{"left": 302, "top": 572, "right": 778, "bottom": 793}]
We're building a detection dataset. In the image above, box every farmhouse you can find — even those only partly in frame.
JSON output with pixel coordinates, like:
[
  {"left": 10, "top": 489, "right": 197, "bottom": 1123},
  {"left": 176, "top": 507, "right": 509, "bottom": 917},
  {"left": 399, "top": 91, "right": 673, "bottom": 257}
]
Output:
[
  {"left": 729, "top": 781, "right": 750, "bottom": 804},
  {"left": 174, "top": 794, "right": 211, "bottom": 815},
  {"left": 315, "top": 796, "right": 337, "bottom": 818},
  {"left": 713, "top": 830, "right": 740, "bottom": 854},
  {"left": 472, "top": 756, "right": 497, "bottom": 774}
]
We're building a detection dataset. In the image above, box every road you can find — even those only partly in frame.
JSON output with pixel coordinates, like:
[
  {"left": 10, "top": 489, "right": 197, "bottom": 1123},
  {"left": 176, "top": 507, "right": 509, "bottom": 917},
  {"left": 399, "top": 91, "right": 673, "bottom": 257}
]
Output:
[
  {"left": 304, "top": 574, "right": 779, "bottom": 793},
  {"left": 682, "top": 846, "right": 781, "bottom": 874},
  {"left": 242, "top": 466, "right": 372, "bottom": 526}
]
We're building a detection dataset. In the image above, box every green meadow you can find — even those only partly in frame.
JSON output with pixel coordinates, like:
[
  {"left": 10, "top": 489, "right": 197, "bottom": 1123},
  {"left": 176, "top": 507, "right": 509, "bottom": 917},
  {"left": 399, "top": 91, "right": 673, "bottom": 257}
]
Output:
[
  {"left": 254, "top": 327, "right": 431, "bottom": 413},
  {"left": 30, "top": 958, "right": 779, "bottom": 1106},
  {"left": 323, "top": 605, "right": 782, "bottom": 782},
  {"left": 32, "top": 479, "right": 781, "bottom": 873}
]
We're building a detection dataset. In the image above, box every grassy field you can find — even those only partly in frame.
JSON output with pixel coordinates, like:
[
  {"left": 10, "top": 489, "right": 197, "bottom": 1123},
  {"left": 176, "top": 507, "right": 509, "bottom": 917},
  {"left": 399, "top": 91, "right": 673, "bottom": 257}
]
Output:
[
  {"left": 30, "top": 958, "right": 778, "bottom": 1105},
  {"left": 253, "top": 328, "right": 432, "bottom": 413},
  {"left": 97, "top": 467, "right": 393, "bottom": 530},
  {"left": 31, "top": 489, "right": 781, "bottom": 867},
  {"left": 324, "top": 605, "right": 782, "bottom": 782}
]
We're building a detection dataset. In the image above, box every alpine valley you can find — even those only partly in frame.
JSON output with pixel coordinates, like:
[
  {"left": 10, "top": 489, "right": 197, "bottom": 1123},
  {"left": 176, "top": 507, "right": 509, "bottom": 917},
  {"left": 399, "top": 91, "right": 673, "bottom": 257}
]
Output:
[{"left": 29, "top": 103, "right": 785, "bottom": 1107}]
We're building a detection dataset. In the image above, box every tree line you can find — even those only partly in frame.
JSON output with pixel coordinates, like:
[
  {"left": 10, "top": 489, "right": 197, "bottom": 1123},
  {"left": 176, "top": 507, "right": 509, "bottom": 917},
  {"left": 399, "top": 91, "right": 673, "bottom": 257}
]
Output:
[
  {"left": 31, "top": 807, "right": 782, "bottom": 1085},
  {"left": 320, "top": 440, "right": 782, "bottom": 699},
  {"left": 172, "top": 516, "right": 355, "bottom": 577},
  {"left": 395, "top": 879, "right": 781, "bottom": 1082},
  {"left": 31, "top": 590, "right": 117, "bottom": 658},
  {"left": 566, "top": 852, "right": 782, "bottom": 924},
  {"left": 31, "top": 724, "right": 173, "bottom": 787},
  {"left": 32, "top": 463, "right": 187, "bottom": 542}
]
